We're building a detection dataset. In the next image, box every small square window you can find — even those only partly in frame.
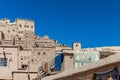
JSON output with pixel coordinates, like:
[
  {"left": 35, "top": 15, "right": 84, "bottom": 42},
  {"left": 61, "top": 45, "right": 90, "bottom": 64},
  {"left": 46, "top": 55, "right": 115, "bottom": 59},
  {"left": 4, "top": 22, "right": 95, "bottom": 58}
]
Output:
[
  {"left": 31, "top": 59, "right": 34, "bottom": 62},
  {"left": 27, "top": 25, "right": 29, "bottom": 28},
  {"left": 70, "top": 56, "right": 73, "bottom": 59},
  {"left": 21, "top": 65, "right": 27, "bottom": 69},
  {"left": 31, "top": 26, "right": 33, "bottom": 28},
  {"left": 21, "top": 58, "right": 23, "bottom": 60},
  {"left": 43, "top": 52, "right": 46, "bottom": 55},
  {"left": 76, "top": 44, "right": 78, "bottom": 47},
  {"left": 19, "top": 24, "right": 22, "bottom": 27},
  {"left": 38, "top": 52, "right": 40, "bottom": 55},
  {"left": 18, "top": 38, "right": 21, "bottom": 40}
]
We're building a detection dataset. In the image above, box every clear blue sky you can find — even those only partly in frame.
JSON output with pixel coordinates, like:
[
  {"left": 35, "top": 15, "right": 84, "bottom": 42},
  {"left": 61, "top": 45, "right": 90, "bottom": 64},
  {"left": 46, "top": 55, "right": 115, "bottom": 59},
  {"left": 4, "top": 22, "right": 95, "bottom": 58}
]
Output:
[{"left": 0, "top": 0, "right": 120, "bottom": 48}]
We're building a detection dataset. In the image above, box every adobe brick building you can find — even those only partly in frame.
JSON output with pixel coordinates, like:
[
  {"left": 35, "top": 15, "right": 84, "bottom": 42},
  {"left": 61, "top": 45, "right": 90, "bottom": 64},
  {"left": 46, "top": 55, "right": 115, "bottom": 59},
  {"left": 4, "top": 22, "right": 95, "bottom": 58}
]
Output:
[{"left": 0, "top": 18, "right": 71, "bottom": 80}]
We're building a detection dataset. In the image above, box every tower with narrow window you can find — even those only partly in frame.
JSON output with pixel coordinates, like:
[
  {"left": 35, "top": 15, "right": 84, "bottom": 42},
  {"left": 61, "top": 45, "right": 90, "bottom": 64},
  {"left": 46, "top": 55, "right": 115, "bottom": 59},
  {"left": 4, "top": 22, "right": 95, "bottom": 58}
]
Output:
[
  {"left": 72, "top": 42, "right": 81, "bottom": 51},
  {"left": 0, "top": 18, "right": 35, "bottom": 41}
]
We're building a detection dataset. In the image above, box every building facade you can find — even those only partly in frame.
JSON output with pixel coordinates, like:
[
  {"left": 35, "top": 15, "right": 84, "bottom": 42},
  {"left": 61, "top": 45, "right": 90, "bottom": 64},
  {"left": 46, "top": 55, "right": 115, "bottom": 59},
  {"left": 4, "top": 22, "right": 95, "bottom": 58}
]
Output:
[{"left": 0, "top": 18, "right": 70, "bottom": 80}]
